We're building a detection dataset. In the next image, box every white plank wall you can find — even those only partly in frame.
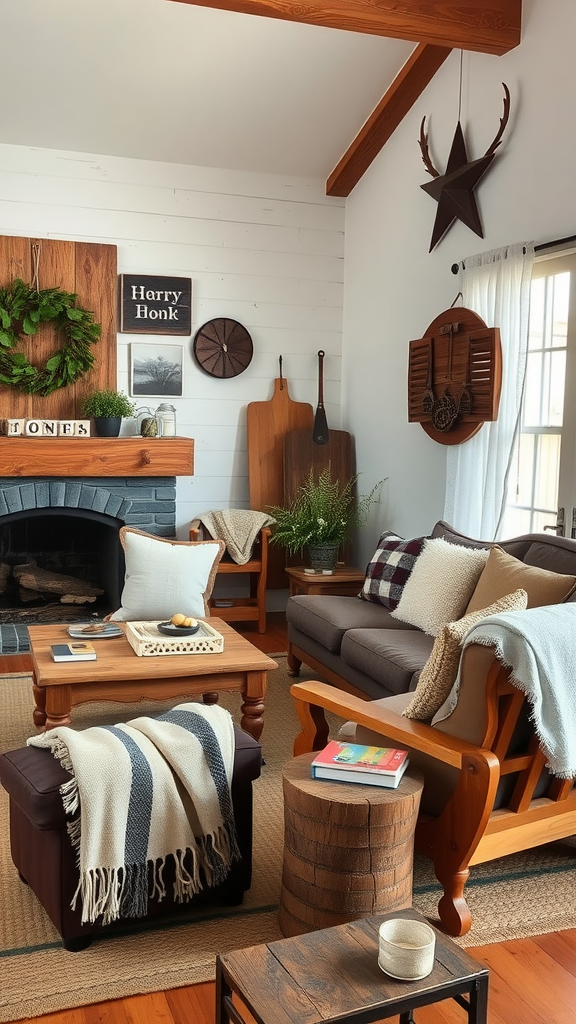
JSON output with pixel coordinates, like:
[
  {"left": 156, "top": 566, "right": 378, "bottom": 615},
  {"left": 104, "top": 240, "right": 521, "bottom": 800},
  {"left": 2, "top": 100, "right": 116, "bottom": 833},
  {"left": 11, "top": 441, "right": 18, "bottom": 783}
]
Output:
[{"left": 0, "top": 145, "right": 345, "bottom": 560}]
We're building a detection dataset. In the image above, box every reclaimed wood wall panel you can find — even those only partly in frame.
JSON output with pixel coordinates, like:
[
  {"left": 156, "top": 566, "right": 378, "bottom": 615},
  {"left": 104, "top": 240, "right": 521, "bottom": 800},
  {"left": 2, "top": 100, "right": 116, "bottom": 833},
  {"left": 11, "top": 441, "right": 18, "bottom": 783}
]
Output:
[{"left": 0, "top": 235, "right": 117, "bottom": 422}]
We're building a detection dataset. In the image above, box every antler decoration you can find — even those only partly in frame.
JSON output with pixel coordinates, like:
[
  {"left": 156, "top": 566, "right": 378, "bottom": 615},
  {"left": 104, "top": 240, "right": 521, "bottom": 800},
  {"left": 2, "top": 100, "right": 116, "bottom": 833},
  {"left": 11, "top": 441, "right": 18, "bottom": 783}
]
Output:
[{"left": 419, "top": 84, "right": 511, "bottom": 251}]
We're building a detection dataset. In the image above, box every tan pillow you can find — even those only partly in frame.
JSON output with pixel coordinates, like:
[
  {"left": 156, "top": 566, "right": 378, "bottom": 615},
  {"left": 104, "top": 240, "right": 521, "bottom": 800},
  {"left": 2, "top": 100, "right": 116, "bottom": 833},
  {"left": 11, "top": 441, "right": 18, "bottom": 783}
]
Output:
[
  {"left": 109, "top": 527, "right": 225, "bottom": 621},
  {"left": 466, "top": 545, "right": 576, "bottom": 614},
  {"left": 402, "top": 588, "right": 529, "bottom": 722}
]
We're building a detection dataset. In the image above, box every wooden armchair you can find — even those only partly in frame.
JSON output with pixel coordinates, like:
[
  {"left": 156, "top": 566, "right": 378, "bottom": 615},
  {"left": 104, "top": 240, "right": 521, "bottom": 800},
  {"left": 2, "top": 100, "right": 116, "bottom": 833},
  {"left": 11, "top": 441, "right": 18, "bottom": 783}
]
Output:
[
  {"left": 189, "top": 520, "right": 270, "bottom": 634},
  {"left": 290, "top": 644, "right": 576, "bottom": 937}
]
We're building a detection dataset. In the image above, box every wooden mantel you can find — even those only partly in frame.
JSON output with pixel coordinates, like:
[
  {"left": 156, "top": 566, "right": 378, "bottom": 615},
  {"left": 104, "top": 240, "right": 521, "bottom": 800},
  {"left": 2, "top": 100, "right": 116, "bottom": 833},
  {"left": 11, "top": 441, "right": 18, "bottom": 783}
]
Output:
[{"left": 0, "top": 436, "right": 194, "bottom": 478}]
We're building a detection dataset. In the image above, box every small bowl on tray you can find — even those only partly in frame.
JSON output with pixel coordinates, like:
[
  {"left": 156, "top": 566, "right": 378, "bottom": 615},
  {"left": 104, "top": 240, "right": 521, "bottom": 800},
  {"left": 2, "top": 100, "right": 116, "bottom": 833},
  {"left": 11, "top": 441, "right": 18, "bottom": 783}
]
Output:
[{"left": 157, "top": 621, "right": 201, "bottom": 637}]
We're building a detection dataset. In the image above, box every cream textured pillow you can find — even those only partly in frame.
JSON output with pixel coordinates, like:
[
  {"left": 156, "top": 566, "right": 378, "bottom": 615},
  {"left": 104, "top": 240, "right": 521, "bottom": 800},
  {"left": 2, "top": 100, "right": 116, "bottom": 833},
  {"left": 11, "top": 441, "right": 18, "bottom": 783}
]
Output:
[
  {"left": 403, "top": 588, "right": 529, "bottom": 721},
  {"left": 391, "top": 536, "right": 490, "bottom": 636},
  {"left": 466, "top": 545, "right": 576, "bottom": 613},
  {"left": 109, "top": 527, "right": 225, "bottom": 621}
]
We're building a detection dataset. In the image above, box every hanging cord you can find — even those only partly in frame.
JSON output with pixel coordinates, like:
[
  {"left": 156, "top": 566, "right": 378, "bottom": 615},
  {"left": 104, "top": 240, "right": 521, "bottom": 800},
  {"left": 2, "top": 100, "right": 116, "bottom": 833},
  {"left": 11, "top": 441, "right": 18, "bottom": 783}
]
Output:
[
  {"left": 279, "top": 354, "right": 284, "bottom": 389},
  {"left": 450, "top": 291, "right": 463, "bottom": 307},
  {"left": 31, "top": 242, "right": 41, "bottom": 292},
  {"left": 457, "top": 50, "right": 463, "bottom": 123}
]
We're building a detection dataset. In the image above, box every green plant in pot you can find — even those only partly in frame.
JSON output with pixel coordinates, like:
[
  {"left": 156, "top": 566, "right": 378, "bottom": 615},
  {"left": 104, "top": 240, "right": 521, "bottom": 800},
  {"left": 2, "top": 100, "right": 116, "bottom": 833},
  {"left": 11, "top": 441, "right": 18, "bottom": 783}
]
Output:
[
  {"left": 267, "top": 467, "right": 382, "bottom": 571},
  {"left": 81, "top": 389, "right": 136, "bottom": 437}
]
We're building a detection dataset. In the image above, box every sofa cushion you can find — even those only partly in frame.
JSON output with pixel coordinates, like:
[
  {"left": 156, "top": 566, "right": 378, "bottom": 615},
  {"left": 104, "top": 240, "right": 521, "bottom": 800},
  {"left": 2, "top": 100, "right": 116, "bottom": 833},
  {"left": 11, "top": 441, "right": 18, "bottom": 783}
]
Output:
[
  {"left": 286, "top": 594, "right": 415, "bottom": 654},
  {"left": 359, "top": 532, "right": 427, "bottom": 609},
  {"left": 402, "top": 588, "right": 529, "bottom": 722},
  {"left": 391, "top": 536, "right": 489, "bottom": 636},
  {"left": 109, "top": 527, "right": 225, "bottom": 622},
  {"left": 341, "top": 628, "right": 434, "bottom": 696},
  {"left": 466, "top": 545, "right": 576, "bottom": 613}
]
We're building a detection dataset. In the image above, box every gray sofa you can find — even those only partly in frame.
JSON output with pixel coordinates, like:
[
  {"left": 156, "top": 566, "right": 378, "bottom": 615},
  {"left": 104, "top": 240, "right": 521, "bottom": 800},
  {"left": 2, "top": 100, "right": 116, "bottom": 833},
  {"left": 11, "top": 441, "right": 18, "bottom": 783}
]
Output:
[{"left": 286, "top": 520, "right": 576, "bottom": 700}]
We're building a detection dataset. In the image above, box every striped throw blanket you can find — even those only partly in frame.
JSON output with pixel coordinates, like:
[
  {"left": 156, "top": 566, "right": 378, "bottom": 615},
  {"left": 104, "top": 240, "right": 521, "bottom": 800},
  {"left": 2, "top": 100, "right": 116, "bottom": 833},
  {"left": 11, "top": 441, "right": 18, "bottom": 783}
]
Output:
[{"left": 28, "top": 702, "right": 240, "bottom": 925}]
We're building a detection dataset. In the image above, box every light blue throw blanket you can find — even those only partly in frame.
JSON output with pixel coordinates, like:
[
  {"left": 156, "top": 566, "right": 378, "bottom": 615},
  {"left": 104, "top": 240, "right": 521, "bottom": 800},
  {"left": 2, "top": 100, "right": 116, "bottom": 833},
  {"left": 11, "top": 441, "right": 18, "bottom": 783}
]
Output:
[{"left": 436, "top": 604, "right": 576, "bottom": 779}]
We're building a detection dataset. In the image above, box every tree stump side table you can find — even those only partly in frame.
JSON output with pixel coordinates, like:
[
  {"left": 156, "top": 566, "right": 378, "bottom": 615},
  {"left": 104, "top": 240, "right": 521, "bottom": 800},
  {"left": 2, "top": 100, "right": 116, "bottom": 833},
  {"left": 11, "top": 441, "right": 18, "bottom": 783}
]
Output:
[{"left": 278, "top": 751, "right": 424, "bottom": 938}]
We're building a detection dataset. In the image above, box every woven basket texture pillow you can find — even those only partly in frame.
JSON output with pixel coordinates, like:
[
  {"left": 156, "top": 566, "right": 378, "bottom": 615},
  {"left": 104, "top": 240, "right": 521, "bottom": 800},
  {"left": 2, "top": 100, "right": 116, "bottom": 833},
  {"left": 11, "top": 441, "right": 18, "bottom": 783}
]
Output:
[
  {"left": 109, "top": 527, "right": 225, "bottom": 621},
  {"left": 403, "top": 588, "right": 529, "bottom": 722},
  {"left": 359, "top": 532, "right": 428, "bottom": 610},
  {"left": 391, "top": 536, "right": 490, "bottom": 636}
]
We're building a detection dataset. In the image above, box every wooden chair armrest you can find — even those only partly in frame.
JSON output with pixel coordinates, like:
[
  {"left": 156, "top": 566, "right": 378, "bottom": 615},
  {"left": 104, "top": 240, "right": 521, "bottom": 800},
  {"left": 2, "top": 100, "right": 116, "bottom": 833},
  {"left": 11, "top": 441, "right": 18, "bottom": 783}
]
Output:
[{"left": 290, "top": 680, "right": 498, "bottom": 773}]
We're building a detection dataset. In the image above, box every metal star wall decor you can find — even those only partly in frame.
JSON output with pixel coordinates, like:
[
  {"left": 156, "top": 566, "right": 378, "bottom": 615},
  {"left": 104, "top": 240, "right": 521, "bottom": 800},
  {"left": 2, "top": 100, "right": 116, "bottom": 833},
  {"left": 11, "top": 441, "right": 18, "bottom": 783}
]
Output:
[{"left": 419, "top": 84, "right": 510, "bottom": 252}]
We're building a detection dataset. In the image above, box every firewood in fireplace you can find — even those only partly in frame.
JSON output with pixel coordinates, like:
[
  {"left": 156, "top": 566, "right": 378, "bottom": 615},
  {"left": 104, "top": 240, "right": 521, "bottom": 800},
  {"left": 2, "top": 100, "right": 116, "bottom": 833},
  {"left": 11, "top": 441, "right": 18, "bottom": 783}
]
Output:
[
  {"left": 0, "top": 563, "right": 10, "bottom": 595},
  {"left": 18, "top": 585, "right": 47, "bottom": 604},
  {"left": 12, "top": 563, "right": 104, "bottom": 598},
  {"left": 60, "top": 594, "right": 98, "bottom": 605}
]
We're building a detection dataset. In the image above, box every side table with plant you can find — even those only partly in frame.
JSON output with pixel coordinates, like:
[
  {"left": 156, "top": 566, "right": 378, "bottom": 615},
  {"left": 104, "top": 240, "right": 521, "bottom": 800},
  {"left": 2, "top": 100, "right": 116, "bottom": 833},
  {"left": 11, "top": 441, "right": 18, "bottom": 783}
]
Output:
[
  {"left": 267, "top": 467, "right": 383, "bottom": 571},
  {"left": 81, "top": 389, "right": 136, "bottom": 437}
]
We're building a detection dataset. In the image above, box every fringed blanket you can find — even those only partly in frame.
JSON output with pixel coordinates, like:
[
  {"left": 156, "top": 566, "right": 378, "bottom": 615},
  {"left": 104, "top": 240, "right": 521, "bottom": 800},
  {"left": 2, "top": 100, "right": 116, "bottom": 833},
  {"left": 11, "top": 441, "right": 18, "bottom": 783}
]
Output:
[
  {"left": 436, "top": 603, "right": 576, "bottom": 779},
  {"left": 198, "top": 509, "right": 275, "bottom": 564},
  {"left": 28, "top": 702, "right": 240, "bottom": 925}
]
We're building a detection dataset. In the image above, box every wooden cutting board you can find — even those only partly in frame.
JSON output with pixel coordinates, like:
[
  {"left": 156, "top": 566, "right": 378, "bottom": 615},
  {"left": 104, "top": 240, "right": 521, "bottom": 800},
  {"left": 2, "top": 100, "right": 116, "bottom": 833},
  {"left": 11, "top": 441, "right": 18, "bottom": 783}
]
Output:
[
  {"left": 283, "top": 427, "right": 355, "bottom": 502},
  {"left": 247, "top": 378, "right": 314, "bottom": 588}
]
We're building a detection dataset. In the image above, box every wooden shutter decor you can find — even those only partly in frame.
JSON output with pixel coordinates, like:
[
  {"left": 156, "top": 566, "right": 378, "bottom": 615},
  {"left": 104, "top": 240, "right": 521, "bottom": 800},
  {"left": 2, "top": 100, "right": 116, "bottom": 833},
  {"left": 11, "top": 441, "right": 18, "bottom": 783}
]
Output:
[{"left": 408, "top": 307, "right": 502, "bottom": 445}]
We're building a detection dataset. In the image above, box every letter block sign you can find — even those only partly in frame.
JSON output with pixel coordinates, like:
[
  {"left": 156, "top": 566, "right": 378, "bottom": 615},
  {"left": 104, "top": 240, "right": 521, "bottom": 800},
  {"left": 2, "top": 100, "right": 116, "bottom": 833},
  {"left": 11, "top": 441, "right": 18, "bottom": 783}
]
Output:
[{"left": 119, "top": 274, "right": 192, "bottom": 336}]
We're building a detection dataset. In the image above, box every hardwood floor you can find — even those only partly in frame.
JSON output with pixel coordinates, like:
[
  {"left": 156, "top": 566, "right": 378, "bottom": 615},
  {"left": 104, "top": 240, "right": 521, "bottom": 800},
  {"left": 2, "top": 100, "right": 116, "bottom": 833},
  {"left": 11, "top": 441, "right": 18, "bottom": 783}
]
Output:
[{"left": 15, "top": 613, "right": 576, "bottom": 1024}]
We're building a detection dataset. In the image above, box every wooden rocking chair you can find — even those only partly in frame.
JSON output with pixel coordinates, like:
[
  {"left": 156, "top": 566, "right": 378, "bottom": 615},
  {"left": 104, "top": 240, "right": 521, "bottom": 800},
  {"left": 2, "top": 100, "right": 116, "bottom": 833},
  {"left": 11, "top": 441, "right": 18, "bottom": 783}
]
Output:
[{"left": 290, "top": 640, "right": 576, "bottom": 937}]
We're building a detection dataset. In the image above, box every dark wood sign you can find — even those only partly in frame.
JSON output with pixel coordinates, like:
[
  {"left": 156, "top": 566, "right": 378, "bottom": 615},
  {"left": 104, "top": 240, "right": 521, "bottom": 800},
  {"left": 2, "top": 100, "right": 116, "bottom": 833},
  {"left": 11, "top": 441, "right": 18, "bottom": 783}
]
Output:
[
  {"left": 119, "top": 274, "right": 192, "bottom": 335},
  {"left": 408, "top": 307, "right": 502, "bottom": 445}
]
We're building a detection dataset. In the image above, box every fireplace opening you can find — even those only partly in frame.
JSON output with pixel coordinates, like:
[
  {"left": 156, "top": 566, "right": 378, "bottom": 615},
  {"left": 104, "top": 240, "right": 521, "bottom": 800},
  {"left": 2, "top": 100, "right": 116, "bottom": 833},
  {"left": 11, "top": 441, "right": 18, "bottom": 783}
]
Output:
[{"left": 0, "top": 508, "right": 125, "bottom": 624}]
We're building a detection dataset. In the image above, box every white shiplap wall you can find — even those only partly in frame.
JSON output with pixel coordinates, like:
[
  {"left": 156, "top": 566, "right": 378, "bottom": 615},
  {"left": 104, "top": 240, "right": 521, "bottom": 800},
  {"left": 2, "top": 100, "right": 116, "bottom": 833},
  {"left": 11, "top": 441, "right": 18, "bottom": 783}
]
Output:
[{"left": 0, "top": 145, "right": 345, "bottom": 550}]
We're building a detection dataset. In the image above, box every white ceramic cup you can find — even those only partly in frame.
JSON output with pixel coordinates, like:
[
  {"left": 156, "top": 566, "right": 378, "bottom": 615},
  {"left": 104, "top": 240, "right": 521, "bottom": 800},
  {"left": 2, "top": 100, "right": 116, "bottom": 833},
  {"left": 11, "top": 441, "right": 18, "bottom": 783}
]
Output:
[{"left": 378, "top": 918, "right": 436, "bottom": 980}]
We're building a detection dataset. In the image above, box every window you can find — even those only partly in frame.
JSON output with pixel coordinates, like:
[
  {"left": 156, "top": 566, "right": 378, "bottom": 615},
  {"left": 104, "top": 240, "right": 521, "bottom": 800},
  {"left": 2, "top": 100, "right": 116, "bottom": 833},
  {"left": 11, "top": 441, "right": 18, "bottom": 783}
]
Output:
[{"left": 501, "top": 252, "right": 576, "bottom": 538}]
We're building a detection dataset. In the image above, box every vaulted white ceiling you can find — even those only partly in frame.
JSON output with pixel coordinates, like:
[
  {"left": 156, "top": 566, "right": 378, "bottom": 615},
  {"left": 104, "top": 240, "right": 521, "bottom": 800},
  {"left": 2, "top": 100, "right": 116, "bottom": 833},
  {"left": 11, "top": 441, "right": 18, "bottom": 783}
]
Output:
[{"left": 0, "top": 0, "right": 415, "bottom": 179}]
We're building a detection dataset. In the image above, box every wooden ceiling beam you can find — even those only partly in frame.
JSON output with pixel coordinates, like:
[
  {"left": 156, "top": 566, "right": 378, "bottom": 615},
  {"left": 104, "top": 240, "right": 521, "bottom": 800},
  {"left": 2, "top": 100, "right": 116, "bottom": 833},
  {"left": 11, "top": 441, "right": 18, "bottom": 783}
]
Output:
[
  {"left": 326, "top": 43, "right": 452, "bottom": 197},
  {"left": 165, "top": 0, "right": 521, "bottom": 55}
]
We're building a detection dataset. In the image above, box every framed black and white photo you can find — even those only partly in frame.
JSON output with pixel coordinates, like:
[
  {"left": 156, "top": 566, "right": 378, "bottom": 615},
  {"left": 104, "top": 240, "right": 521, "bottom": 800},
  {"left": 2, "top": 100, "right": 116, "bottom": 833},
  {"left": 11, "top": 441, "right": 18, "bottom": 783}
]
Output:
[{"left": 130, "top": 343, "right": 183, "bottom": 398}]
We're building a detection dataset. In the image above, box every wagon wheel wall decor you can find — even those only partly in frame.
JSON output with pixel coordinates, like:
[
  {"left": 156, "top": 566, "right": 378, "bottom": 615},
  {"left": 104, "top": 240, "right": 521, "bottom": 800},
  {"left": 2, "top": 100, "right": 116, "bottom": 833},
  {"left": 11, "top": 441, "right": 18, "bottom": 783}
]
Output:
[
  {"left": 193, "top": 318, "right": 253, "bottom": 379},
  {"left": 408, "top": 307, "right": 502, "bottom": 445}
]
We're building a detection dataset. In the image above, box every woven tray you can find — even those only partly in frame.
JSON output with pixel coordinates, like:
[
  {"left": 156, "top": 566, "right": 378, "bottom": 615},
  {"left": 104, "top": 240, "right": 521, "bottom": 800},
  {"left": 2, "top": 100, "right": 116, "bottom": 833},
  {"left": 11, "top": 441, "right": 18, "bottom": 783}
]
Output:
[{"left": 125, "top": 620, "right": 225, "bottom": 657}]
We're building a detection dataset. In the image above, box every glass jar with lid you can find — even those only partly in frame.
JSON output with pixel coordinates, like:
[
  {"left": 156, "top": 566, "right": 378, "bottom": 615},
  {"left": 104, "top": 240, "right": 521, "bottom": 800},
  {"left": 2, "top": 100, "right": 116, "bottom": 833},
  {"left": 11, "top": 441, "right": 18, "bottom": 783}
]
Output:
[{"left": 155, "top": 403, "right": 177, "bottom": 436}]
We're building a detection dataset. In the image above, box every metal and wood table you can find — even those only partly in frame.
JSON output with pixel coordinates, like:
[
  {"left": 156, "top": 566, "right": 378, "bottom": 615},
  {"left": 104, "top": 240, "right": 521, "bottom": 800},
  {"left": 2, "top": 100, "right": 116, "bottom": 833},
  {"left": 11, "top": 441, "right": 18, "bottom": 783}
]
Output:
[
  {"left": 216, "top": 907, "right": 489, "bottom": 1024},
  {"left": 25, "top": 618, "right": 277, "bottom": 739},
  {"left": 285, "top": 564, "right": 365, "bottom": 597}
]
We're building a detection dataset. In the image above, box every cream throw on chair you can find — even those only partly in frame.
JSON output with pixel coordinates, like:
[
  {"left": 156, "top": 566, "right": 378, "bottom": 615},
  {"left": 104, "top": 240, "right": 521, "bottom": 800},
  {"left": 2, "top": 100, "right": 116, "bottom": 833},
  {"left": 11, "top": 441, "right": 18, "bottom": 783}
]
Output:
[{"left": 197, "top": 509, "right": 275, "bottom": 564}]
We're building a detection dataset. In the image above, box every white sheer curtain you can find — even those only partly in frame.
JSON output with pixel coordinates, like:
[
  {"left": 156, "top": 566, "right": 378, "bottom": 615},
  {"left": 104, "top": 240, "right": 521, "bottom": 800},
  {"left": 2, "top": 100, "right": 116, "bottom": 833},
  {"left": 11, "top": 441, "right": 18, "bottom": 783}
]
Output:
[{"left": 443, "top": 241, "right": 535, "bottom": 540}]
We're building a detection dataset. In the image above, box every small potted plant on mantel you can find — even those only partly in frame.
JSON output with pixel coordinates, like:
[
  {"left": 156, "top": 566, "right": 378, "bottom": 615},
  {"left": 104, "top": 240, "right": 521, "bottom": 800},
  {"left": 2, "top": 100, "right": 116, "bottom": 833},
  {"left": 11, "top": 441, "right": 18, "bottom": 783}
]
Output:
[
  {"left": 267, "top": 467, "right": 383, "bottom": 572},
  {"left": 81, "top": 389, "right": 136, "bottom": 437}
]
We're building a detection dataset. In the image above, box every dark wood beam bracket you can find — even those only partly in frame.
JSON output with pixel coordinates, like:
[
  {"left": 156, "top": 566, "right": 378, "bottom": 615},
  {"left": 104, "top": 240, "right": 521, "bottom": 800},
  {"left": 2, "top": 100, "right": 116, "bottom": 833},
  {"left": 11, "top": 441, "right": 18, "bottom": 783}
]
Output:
[
  {"left": 326, "top": 43, "right": 452, "bottom": 197},
  {"left": 166, "top": 0, "right": 521, "bottom": 55}
]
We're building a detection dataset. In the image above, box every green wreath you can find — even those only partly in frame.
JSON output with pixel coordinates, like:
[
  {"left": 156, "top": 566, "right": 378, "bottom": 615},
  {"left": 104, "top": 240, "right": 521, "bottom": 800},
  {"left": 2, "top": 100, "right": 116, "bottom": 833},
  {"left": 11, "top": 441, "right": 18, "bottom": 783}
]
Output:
[{"left": 0, "top": 277, "right": 101, "bottom": 396}]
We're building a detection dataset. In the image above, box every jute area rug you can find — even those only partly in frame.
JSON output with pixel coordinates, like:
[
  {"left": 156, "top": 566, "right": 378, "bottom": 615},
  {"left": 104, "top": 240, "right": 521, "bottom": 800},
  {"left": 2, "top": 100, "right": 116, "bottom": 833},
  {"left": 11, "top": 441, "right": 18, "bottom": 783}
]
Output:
[{"left": 1, "top": 657, "right": 576, "bottom": 1022}]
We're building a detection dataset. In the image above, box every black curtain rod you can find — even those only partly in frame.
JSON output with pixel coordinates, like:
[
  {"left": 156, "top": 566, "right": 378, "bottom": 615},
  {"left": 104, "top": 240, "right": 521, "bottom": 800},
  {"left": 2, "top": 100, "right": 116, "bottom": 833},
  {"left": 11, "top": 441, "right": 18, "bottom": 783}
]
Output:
[
  {"left": 534, "top": 233, "right": 576, "bottom": 252},
  {"left": 451, "top": 233, "right": 576, "bottom": 273}
]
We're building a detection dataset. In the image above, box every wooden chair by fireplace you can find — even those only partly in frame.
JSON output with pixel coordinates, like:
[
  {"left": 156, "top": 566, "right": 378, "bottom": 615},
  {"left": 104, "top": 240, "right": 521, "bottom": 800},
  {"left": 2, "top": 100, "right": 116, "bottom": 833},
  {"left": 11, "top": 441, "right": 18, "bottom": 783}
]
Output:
[{"left": 189, "top": 520, "right": 270, "bottom": 634}]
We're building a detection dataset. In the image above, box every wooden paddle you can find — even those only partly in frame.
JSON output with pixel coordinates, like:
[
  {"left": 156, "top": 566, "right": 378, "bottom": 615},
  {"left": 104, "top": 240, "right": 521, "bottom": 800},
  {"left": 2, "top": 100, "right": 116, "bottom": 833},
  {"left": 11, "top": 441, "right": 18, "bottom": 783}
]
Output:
[{"left": 312, "top": 350, "right": 329, "bottom": 445}]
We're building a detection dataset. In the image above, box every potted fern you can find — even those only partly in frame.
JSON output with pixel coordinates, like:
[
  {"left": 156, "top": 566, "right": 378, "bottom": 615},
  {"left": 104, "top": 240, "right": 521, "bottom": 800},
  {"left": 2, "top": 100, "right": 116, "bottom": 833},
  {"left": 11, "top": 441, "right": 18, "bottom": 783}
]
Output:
[
  {"left": 267, "top": 467, "right": 382, "bottom": 571},
  {"left": 81, "top": 390, "right": 136, "bottom": 437}
]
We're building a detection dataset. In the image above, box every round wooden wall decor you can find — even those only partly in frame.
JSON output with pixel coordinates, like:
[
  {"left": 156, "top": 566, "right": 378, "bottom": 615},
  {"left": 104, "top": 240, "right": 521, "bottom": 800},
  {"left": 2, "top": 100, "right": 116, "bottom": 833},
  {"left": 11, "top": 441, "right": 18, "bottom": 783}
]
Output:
[
  {"left": 408, "top": 307, "right": 502, "bottom": 445},
  {"left": 193, "top": 318, "right": 253, "bottom": 378}
]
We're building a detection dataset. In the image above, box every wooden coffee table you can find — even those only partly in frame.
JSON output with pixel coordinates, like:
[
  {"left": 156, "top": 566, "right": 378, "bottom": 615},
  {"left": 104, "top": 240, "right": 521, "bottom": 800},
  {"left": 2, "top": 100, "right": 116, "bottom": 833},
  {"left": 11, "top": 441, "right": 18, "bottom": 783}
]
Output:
[{"left": 25, "top": 619, "right": 277, "bottom": 740}]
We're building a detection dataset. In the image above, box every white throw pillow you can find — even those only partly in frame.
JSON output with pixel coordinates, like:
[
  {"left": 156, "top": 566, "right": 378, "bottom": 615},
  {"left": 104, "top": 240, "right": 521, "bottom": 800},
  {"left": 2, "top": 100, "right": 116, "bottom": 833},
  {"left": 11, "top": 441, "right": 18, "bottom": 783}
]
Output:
[
  {"left": 390, "top": 536, "right": 490, "bottom": 637},
  {"left": 109, "top": 527, "right": 225, "bottom": 621}
]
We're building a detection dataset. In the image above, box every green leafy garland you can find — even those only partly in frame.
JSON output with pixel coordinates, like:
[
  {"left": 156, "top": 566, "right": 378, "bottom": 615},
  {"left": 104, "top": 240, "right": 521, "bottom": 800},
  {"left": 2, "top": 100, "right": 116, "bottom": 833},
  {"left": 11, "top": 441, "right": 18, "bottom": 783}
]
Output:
[{"left": 0, "top": 277, "right": 101, "bottom": 396}]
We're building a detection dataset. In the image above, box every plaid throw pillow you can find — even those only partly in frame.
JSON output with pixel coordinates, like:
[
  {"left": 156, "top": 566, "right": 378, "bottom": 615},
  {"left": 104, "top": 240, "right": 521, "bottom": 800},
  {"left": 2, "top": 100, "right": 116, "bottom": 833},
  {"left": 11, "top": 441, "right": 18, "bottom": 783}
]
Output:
[{"left": 358, "top": 532, "right": 427, "bottom": 609}]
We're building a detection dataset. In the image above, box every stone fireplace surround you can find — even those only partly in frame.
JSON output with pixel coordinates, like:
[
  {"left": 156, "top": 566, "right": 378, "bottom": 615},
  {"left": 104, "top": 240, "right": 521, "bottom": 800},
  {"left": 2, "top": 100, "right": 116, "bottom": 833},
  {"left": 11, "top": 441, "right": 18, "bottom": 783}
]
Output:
[{"left": 0, "top": 435, "right": 194, "bottom": 621}]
